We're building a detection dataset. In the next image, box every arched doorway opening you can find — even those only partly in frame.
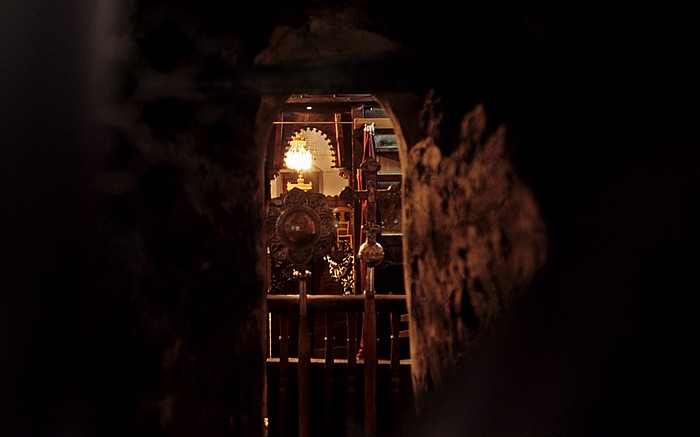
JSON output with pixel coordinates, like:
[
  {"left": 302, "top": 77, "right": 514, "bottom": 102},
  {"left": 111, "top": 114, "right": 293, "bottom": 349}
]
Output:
[{"left": 261, "top": 93, "right": 414, "bottom": 436}]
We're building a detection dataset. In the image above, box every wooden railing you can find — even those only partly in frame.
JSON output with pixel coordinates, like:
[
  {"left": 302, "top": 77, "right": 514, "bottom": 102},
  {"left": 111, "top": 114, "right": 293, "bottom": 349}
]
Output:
[{"left": 266, "top": 293, "right": 409, "bottom": 437}]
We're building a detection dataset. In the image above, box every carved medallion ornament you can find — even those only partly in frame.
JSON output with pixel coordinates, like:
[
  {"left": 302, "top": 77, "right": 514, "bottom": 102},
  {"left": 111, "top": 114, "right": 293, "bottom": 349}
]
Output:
[{"left": 265, "top": 187, "right": 335, "bottom": 272}]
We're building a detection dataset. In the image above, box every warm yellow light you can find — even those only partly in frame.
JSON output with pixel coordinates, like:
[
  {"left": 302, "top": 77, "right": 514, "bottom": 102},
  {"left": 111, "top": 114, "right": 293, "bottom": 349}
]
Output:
[{"left": 284, "top": 135, "right": 312, "bottom": 172}]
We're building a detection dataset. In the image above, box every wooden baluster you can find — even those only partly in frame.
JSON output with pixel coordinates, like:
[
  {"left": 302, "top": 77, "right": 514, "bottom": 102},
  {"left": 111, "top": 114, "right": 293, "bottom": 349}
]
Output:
[
  {"left": 390, "top": 310, "right": 401, "bottom": 434},
  {"left": 364, "top": 267, "right": 377, "bottom": 437},
  {"left": 324, "top": 313, "right": 335, "bottom": 436},
  {"left": 346, "top": 311, "right": 359, "bottom": 436},
  {"left": 279, "top": 313, "right": 290, "bottom": 437},
  {"left": 298, "top": 272, "right": 311, "bottom": 437}
]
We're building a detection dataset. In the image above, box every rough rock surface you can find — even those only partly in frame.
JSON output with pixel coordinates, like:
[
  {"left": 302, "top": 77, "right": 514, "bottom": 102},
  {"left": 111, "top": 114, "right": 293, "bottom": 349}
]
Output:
[{"left": 404, "top": 101, "right": 547, "bottom": 407}]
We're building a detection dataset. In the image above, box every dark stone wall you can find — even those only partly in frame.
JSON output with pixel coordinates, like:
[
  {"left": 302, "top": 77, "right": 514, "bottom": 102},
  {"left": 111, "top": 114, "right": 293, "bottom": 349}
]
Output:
[
  {"left": 91, "top": 3, "right": 272, "bottom": 435},
  {"left": 3, "top": 1, "right": 699, "bottom": 436}
]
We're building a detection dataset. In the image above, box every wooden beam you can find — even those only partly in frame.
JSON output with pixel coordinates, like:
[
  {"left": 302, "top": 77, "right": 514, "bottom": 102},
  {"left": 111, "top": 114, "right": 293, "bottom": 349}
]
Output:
[
  {"left": 266, "top": 294, "right": 407, "bottom": 313},
  {"left": 353, "top": 117, "right": 394, "bottom": 129}
]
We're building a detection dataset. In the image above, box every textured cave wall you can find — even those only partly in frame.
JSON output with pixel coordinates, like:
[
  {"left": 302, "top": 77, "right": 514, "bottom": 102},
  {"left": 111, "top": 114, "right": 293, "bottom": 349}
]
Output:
[{"left": 403, "top": 98, "right": 547, "bottom": 408}]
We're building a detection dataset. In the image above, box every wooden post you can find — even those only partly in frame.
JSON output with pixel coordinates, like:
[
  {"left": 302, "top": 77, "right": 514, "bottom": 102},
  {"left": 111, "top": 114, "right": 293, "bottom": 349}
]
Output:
[
  {"left": 279, "top": 314, "right": 290, "bottom": 437},
  {"left": 298, "top": 271, "right": 311, "bottom": 437},
  {"left": 364, "top": 266, "right": 377, "bottom": 437},
  {"left": 346, "top": 311, "right": 359, "bottom": 436},
  {"left": 390, "top": 309, "right": 401, "bottom": 432},
  {"left": 324, "top": 313, "right": 335, "bottom": 436}
]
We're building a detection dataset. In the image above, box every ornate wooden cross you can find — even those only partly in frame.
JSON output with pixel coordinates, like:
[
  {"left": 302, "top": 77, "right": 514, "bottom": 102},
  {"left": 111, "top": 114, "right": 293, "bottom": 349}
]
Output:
[
  {"left": 339, "top": 156, "right": 401, "bottom": 271},
  {"left": 264, "top": 187, "right": 335, "bottom": 437},
  {"left": 339, "top": 155, "right": 401, "bottom": 437}
]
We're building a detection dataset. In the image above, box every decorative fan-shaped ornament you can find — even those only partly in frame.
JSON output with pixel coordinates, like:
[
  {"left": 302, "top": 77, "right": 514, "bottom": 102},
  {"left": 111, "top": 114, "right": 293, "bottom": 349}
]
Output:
[{"left": 265, "top": 188, "right": 335, "bottom": 272}]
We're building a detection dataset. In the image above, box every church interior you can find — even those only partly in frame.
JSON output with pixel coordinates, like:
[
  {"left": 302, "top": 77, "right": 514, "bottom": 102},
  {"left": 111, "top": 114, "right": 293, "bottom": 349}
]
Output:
[{"left": 2, "top": 1, "right": 699, "bottom": 436}]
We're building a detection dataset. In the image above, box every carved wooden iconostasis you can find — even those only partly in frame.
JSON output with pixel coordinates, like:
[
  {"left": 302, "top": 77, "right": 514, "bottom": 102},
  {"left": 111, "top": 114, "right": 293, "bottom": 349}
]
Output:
[{"left": 265, "top": 94, "right": 404, "bottom": 360}]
